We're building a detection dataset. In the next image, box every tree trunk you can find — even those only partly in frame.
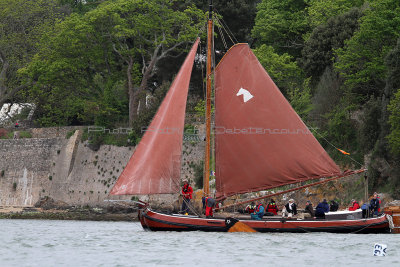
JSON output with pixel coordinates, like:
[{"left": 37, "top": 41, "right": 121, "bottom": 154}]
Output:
[
  {"left": 127, "top": 56, "right": 136, "bottom": 127},
  {"left": 129, "top": 56, "right": 158, "bottom": 125},
  {"left": 0, "top": 55, "right": 9, "bottom": 100}
]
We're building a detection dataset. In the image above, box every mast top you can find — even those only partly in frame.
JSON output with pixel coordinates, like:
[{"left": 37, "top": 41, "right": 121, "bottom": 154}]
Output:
[{"left": 209, "top": 0, "right": 213, "bottom": 20}]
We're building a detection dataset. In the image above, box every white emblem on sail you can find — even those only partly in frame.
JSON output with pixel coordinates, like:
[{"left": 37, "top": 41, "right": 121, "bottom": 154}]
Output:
[{"left": 236, "top": 88, "right": 254, "bottom": 103}]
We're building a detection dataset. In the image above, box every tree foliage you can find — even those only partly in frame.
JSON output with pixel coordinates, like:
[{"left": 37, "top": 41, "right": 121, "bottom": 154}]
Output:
[
  {"left": 252, "top": 0, "right": 309, "bottom": 57},
  {"left": 253, "top": 44, "right": 303, "bottom": 96},
  {"left": 0, "top": 0, "right": 65, "bottom": 107},
  {"left": 387, "top": 56, "right": 400, "bottom": 156},
  {"left": 21, "top": 0, "right": 203, "bottom": 126},
  {"left": 334, "top": 0, "right": 400, "bottom": 100},
  {"left": 305, "top": 0, "right": 364, "bottom": 28},
  {"left": 300, "top": 7, "right": 362, "bottom": 80}
]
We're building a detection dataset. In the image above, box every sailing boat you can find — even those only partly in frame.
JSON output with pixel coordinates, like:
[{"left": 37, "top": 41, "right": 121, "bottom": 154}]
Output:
[{"left": 109, "top": 3, "right": 391, "bottom": 233}]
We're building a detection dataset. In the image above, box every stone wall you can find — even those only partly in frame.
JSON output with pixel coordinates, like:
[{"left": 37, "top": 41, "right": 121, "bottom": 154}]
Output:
[
  {"left": 0, "top": 138, "right": 63, "bottom": 206},
  {"left": 0, "top": 126, "right": 205, "bottom": 208},
  {"left": 0, "top": 129, "right": 133, "bottom": 207},
  {"left": 30, "top": 126, "right": 86, "bottom": 139}
]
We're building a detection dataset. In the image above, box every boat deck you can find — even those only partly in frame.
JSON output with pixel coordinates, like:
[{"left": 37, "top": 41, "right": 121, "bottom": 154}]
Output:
[{"left": 212, "top": 209, "right": 364, "bottom": 221}]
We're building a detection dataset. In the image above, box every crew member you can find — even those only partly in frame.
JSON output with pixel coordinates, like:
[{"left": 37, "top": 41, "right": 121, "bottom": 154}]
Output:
[
  {"left": 251, "top": 202, "right": 264, "bottom": 220},
  {"left": 266, "top": 199, "right": 279, "bottom": 215},
  {"left": 245, "top": 202, "right": 256, "bottom": 214},
  {"left": 315, "top": 199, "right": 329, "bottom": 219},
  {"left": 305, "top": 200, "right": 315, "bottom": 217},
  {"left": 282, "top": 199, "right": 297, "bottom": 218},
  {"left": 329, "top": 200, "right": 339, "bottom": 212},
  {"left": 181, "top": 180, "right": 193, "bottom": 215},
  {"left": 204, "top": 197, "right": 216, "bottom": 218},
  {"left": 370, "top": 192, "right": 380, "bottom": 216},
  {"left": 348, "top": 199, "right": 360, "bottom": 211}
]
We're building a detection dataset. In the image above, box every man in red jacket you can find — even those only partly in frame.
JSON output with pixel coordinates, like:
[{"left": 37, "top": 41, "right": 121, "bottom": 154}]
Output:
[
  {"left": 181, "top": 180, "right": 193, "bottom": 215},
  {"left": 348, "top": 199, "right": 360, "bottom": 211}
]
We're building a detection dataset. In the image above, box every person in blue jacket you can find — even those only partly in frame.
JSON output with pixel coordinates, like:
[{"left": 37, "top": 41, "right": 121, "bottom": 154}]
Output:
[
  {"left": 315, "top": 199, "right": 330, "bottom": 219},
  {"left": 251, "top": 202, "right": 265, "bottom": 220},
  {"left": 369, "top": 192, "right": 380, "bottom": 216}
]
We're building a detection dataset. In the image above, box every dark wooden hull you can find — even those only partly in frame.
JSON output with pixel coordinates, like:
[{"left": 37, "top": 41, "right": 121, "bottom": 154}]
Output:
[{"left": 138, "top": 208, "right": 390, "bottom": 233}]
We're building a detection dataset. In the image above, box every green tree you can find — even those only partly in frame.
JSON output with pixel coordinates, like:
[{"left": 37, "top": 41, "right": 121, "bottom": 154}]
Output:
[
  {"left": 252, "top": 0, "right": 309, "bottom": 57},
  {"left": 309, "top": 67, "right": 343, "bottom": 126},
  {"left": 58, "top": 0, "right": 101, "bottom": 14},
  {"left": 87, "top": 0, "right": 203, "bottom": 125},
  {"left": 21, "top": 11, "right": 127, "bottom": 126},
  {"left": 288, "top": 79, "right": 313, "bottom": 121},
  {"left": 300, "top": 7, "right": 362, "bottom": 81},
  {"left": 253, "top": 44, "right": 303, "bottom": 96},
  {"left": 22, "top": 0, "right": 203, "bottom": 127},
  {"left": 335, "top": 0, "right": 400, "bottom": 100},
  {"left": 387, "top": 83, "right": 400, "bottom": 155},
  {"left": 0, "top": 0, "right": 65, "bottom": 108},
  {"left": 324, "top": 103, "right": 358, "bottom": 155},
  {"left": 305, "top": 0, "right": 364, "bottom": 28}
]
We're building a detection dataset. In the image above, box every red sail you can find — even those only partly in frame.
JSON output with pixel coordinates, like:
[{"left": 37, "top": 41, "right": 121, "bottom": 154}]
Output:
[
  {"left": 214, "top": 44, "right": 341, "bottom": 199},
  {"left": 110, "top": 39, "right": 199, "bottom": 195}
]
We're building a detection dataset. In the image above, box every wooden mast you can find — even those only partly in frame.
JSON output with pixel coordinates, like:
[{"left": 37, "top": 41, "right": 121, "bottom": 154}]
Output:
[{"left": 203, "top": 0, "right": 213, "bottom": 196}]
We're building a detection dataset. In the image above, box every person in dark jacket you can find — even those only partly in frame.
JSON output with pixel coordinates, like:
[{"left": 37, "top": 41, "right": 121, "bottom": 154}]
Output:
[
  {"left": 266, "top": 199, "right": 279, "bottom": 215},
  {"left": 315, "top": 199, "right": 330, "bottom": 219},
  {"left": 329, "top": 200, "right": 339, "bottom": 212},
  {"left": 282, "top": 199, "right": 297, "bottom": 218},
  {"left": 305, "top": 200, "right": 315, "bottom": 217},
  {"left": 370, "top": 192, "right": 380, "bottom": 216}
]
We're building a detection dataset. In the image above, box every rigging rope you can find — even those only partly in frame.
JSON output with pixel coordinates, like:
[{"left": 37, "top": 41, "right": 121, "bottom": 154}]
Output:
[
  {"left": 307, "top": 125, "right": 364, "bottom": 168},
  {"left": 198, "top": 22, "right": 207, "bottom": 106},
  {"left": 216, "top": 19, "right": 228, "bottom": 50},
  {"left": 213, "top": 9, "right": 238, "bottom": 45}
]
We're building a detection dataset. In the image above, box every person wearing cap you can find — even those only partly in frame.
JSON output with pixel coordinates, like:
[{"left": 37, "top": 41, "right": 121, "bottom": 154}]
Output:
[
  {"left": 282, "top": 199, "right": 297, "bottom": 218},
  {"left": 315, "top": 199, "right": 329, "bottom": 219},
  {"left": 348, "top": 199, "right": 360, "bottom": 211},
  {"left": 304, "top": 200, "right": 315, "bottom": 217},
  {"left": 203, "top": 196, "right": 216, "bottom": 218},
  {"left": 369, "top": 192, "right": 380, "bottom": 216},
  {"left": 181, "top": 180, "right": 193, "bottom": 215}
]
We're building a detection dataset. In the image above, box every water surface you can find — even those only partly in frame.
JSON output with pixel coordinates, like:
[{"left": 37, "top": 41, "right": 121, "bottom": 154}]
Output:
[{"left": 1, "top": 219, "right": 398, "bottom": 266}]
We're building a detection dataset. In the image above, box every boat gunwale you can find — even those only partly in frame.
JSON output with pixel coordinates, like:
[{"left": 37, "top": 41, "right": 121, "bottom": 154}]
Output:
[
  {"left": 145, "top": 208, "right": 387, "bottom": 223},
  {"left": 140, "top": 208, "right": 389, "bottom": 233}
]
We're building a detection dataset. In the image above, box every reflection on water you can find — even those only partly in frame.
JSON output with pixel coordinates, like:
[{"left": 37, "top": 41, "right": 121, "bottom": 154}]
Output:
[{"left": 0, "top": 219, "right": 398, "bottom": 267}]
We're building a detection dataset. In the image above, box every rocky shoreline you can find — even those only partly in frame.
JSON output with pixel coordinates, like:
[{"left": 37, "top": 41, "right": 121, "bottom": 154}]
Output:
[
  {"left": 0, "top": 196, "right": 139, "bottom": 221},
  {"left": 0, "top": 206, "right": 138, "bottom": 221}
]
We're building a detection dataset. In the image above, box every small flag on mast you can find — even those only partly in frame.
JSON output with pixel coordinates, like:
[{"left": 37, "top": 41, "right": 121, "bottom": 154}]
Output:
[{"left": 337, "top": 148, "right": 350, "bottom": 155}]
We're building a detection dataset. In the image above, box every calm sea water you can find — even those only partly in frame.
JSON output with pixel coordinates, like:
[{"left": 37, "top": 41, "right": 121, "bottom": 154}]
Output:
[{"left": 0, "top": 219, "right": 398, "bottom": 267}]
